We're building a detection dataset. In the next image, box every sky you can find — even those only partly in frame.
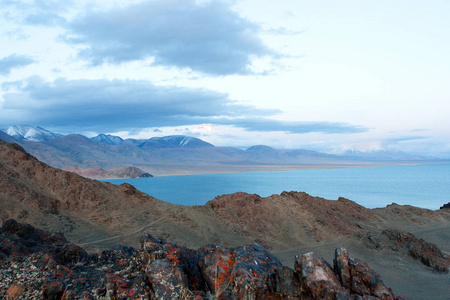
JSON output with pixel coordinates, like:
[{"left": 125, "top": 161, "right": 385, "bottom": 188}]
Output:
[{"left": 0, "top": 0, "right": 449, "bottom": 157}]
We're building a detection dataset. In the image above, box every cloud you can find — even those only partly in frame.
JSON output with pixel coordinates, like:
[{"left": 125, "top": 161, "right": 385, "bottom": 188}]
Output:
[
  {"left": 0, "top": 54, "right": 35, "bottom": 75},
  {"left": 214, "top": 117, "right": 367, "bottom": 134},
  {"left": 63, "top": 0, "right": 275, "bottom": 75},
  {"left": 385, "top": 136, "right": 429, "bottom": 143},
  {"left": 25, "top": 12, "right": 67, "bottom": 26},
  {"left": 1, "top": 77, "right": 366, "bottom": 135},
  {"left": 1, "top": 0, "right": 71, "bottom": 25}
]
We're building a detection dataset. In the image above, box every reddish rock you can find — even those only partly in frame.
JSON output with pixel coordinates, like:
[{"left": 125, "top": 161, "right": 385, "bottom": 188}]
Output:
[
  {"left": 197, "top": 244, "right": 235, "bottom": 298},
  {"left": 349, "top": 258, "right": 395, "bottom": 299},
  {"left": 6, "top": 283, "right": 24, "bottom": 298},
  {"left": 295, "top": 252, "right": 349, "bottom": 299}
]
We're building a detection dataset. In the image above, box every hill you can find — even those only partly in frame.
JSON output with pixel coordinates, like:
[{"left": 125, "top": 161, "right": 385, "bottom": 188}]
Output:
[
  {"left": 65, "top": 166, "right": 153, "bottom": 179},
  {"left": 0, "top": 139, "right": 449, "bottom": 298}
]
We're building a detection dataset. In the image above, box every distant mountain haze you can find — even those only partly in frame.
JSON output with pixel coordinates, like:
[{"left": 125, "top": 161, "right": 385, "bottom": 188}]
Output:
[{"left": 0, "top": 125, "right": 436, "bottom": 177}]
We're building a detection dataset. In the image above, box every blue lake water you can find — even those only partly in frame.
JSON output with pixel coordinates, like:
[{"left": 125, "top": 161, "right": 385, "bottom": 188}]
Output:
[{"left": 105, "top": 163, "right": 450, "bottom": 209}]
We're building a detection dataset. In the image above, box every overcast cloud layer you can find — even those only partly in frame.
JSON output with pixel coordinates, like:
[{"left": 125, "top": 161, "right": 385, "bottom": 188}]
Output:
[{"left": 0, "top": 0, "right": 449, "bottom": 157}]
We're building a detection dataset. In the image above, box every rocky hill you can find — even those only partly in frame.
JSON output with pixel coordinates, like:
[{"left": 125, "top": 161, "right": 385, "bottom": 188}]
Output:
[{"left": 0, "top": 139, "right": 449, "bottom": 298}]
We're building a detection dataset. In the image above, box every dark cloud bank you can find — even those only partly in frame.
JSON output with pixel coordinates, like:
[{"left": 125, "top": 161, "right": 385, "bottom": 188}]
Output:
[{"left": 1, "top": 77, "right": 366, "bottom": 135}]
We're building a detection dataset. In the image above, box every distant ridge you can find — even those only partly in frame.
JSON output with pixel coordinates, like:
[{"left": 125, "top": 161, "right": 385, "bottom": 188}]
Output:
[{"left": 0, "top": 125, "right": 438, "bottom": 175}]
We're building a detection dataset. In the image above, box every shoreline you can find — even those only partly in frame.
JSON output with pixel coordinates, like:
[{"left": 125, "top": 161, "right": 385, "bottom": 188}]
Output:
[{"left": 110, "top": 161, "right": 437, "bottom": 178}]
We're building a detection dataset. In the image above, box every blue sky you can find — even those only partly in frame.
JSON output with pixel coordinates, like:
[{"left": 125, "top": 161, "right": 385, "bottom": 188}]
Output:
[{"left": 0, "top": 0, "right": 449, "bottom": 157}]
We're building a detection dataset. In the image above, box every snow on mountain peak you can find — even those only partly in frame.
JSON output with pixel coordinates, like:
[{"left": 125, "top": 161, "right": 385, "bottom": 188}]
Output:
[
  {"left": 149, "top": 135, "right": 214, "bottom": 148},
  {"left": 91, "top": 134, "right": 124, "bottom": 145},
  {"left": 2, "top": 125, "right": 63, "bottom": 142}
]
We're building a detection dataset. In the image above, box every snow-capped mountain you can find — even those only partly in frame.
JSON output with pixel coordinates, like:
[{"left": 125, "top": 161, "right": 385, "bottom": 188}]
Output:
[
  {"left": 91, "top": 134, "right": 124, "bottom": 145},
  {"left": 140, "top": 135, "right": 215, "bottom": 149},
  {"left": 154, "top": 135, "right": 214, "bottom": 148},
  {"left": 2, "top": 125, "right": 63, "bottom": 142}
]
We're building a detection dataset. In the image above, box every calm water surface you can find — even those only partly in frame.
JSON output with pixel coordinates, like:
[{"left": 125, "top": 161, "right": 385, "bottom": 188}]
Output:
[{"left": 105, "top": 163, "right": 450, "bottom": 209}]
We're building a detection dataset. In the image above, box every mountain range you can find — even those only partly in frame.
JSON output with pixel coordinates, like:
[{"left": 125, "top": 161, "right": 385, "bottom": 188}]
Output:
[{"left": 0, "top": 125, "right": 436, "bottom": 177}]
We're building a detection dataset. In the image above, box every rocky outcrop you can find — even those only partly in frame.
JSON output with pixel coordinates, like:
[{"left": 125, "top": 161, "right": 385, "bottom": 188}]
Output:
[
  {"left": 0, "top": 220, "right": 403, "bottom": 299},
  {"left": 363, "top": 229, "right": 449, "bottom": 273},
  {"left": 440, "top": 202, "right": 450, "bottom": 209}
]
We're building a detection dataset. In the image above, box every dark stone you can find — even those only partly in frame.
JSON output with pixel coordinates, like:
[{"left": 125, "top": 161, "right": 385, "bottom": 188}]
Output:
[{"left": 42, "top": 281, "right": 65, "bottom": 300}]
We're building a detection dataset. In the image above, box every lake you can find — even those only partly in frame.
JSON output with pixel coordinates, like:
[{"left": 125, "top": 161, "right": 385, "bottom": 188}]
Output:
[{"left": 105, "top": 163, "right": 450, "bottom": 209}]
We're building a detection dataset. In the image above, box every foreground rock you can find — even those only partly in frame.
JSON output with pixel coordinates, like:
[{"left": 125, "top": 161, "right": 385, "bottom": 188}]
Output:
[{"left": 0, "top": 220, "right": 404, "bottom": 299}]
